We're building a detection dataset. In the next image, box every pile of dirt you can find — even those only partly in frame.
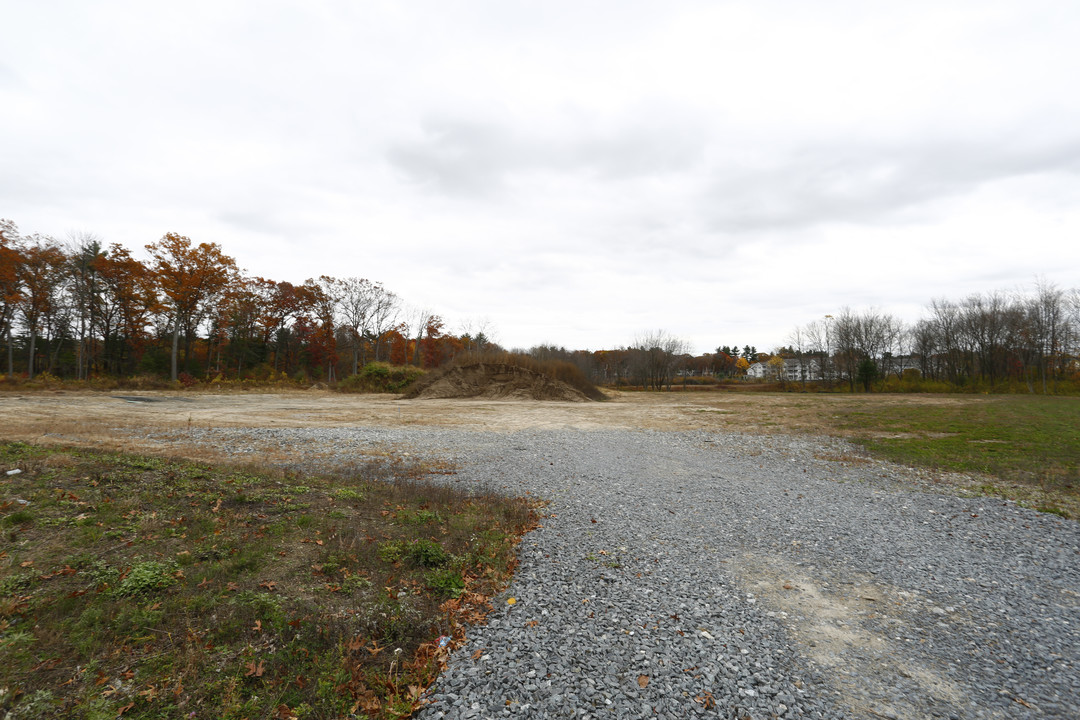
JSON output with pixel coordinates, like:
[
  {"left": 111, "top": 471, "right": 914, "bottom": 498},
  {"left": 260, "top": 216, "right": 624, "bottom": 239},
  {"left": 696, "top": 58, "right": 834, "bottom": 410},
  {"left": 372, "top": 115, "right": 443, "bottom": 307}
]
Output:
[{"left": 404, "top": 362, "right": 595, "bottom": 402}]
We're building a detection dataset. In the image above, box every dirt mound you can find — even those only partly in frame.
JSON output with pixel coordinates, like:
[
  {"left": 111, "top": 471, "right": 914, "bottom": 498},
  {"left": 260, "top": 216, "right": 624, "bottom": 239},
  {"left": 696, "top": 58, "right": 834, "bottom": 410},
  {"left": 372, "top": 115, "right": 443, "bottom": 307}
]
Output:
[{"left": 405, "top": 362, "right": 594, "bottom": 402}]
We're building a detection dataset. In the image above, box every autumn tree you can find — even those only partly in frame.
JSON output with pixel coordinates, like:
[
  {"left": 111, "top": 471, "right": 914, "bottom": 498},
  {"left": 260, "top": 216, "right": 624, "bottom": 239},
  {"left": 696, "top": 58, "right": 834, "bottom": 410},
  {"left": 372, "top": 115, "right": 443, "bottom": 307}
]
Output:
[
  {"left": 304, "top": 276, "right": 341, "bottom": 381},
  {"left": 96, "top": 244, "right": 156, "bottom": 375},
  {"left": 0, "top": 219, "right": 24, "bottom": 376},
  {"left": 146, "top": 233, "right": 238, "bottom": 381},
  {"left": 17, "top": 235, "right": 69, "bottom": 378}
]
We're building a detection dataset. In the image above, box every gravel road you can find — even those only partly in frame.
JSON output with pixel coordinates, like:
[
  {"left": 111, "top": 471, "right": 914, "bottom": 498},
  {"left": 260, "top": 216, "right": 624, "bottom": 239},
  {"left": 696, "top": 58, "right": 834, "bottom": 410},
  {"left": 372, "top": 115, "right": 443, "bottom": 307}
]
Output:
[{"left": 172, "top": 425, "right": 1079, "bottom": 720}]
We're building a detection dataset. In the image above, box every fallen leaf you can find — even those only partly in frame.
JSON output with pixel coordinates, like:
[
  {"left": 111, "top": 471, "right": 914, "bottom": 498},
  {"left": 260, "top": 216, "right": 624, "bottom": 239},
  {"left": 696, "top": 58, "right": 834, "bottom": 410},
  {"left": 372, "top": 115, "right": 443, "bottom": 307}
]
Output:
[
  {"left": 117, "top": 702, "right": 135, "bottom": 715},
  {"left": 227, "top": 582, "right": 240, "bottom": 591},
  {"left": 506, "top": 597, "right": 516, "bottom": 605},
  {"left": 19, "top": 561, "right": 33, "bottom": 568},
  {"left": 472, "top": 649, "right": 484, "bottom": 660},
  {"left": 637, "top": 675, "right": 649, "bottom": 688},
  {"left": 197, "top": 578, "right": 212, "bottom": 588},
  {"left": 245, "top": 659, "right": 265, "bottom": 678},
  {"left": 253, "top": 619, "right": 262, "bottom": 632},
  {"left": 260, "top": 580, "right": 277, "bottom": 591}
]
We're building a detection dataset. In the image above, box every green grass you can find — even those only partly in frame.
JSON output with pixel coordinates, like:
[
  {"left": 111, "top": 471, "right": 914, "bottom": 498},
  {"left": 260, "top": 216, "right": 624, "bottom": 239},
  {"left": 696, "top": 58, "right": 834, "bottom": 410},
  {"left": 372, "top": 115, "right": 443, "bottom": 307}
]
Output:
[
  {"left": 0, "top": 442, "right": 537, "bottom": 719},
  {"left": 831, "top": 395, "right": 1079, "bottom": 517}
]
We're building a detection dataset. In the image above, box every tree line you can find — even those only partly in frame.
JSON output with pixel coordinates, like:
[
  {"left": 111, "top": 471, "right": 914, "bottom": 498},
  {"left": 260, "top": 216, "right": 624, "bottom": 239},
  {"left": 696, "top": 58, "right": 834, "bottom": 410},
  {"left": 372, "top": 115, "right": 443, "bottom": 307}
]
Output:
[
  {"left": 4, "top": 218, "right": 1077, "bottom": 393},
  {"left": 779, "top": 281, "right": 1080, "bottom": 392},
  {"left": 0, "top": 220, "right": 499, "bottom": 382}
]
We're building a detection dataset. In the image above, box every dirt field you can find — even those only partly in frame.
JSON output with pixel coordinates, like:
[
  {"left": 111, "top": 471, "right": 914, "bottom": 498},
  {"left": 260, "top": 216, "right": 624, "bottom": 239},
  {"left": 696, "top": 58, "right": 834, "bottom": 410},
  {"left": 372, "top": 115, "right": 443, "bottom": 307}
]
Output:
[{"left": 0, "top": 387, "right": 967, "bottom": 445}]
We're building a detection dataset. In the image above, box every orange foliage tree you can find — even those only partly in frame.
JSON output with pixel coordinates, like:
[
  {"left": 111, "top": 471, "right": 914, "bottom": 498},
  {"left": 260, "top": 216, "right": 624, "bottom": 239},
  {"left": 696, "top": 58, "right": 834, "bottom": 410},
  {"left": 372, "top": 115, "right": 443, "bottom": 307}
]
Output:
[{"left": 146, "top": 233, "right": 238, "bottom": 381}]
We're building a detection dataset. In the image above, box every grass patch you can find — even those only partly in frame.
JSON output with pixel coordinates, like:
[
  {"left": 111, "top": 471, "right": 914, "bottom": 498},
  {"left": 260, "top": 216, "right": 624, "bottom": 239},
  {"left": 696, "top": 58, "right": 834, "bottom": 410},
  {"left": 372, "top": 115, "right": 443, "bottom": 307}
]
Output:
[
  {"left": 829, "top": 395, "right": 1079, "bottom": 517},
  {"left": 0, "top": 442, "right": 537, "bottom": 719}
]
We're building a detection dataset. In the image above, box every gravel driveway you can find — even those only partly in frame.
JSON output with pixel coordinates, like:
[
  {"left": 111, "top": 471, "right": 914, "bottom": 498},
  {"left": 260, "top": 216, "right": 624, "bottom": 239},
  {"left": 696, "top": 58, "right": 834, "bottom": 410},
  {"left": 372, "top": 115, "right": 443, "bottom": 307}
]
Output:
[{"left": 171, "top": 425, "right": 1079, "bottom": 719}]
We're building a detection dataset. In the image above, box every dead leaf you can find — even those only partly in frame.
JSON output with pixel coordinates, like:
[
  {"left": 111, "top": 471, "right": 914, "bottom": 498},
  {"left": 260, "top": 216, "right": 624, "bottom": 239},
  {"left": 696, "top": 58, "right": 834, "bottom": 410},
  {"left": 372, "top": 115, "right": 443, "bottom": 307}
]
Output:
[
  {"left": 117, "top": 702, "right": 135, "bottom": 715},
  {"left": 245, "top": 659, "right": 265, "bottom": 678},
  {"left": 227, "top": 582, "right": 240, "bottom": 591},
  {"left": 637, "top": 675, "right": 649, "bottom": 688},
  {"left": 472, "top": 649, "right": 484, "bottom": 660},
  {"left": 506, "top": 597, "right": 516, "bottom": 605},
  {"left": 253, "top": 619, "right": 262, "bottom": 632}
]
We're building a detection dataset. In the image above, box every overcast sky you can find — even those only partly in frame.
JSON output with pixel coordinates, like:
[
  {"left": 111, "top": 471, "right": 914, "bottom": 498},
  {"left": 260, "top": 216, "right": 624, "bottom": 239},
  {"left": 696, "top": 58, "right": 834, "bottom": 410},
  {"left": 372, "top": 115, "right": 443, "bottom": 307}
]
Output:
[{"left": 3, "top": 1, "right": 1079, "bottom": 354}]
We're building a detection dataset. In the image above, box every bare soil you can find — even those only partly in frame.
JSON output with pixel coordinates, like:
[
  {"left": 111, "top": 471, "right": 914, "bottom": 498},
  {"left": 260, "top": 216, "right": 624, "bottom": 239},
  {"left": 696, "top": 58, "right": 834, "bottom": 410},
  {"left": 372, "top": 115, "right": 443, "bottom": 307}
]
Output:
[
  {"left": 0, "top": 388, "right": 1001, "bottom": 452},
  {"left": 406, "top": 362, "right": 592, "bottom": 402}
]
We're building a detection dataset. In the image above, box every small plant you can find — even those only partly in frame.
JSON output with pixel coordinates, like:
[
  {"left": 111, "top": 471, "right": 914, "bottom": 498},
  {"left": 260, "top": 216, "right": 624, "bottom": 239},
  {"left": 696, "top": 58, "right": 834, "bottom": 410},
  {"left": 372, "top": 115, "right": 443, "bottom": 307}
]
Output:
[
  {"left": 425, "top": 567, "right": 465, "bottom": 598},
  {"left": 408, "top": 538, "right": 449, "bottom": 567},
  {"left": 2, "top": 509, "right": 33, "bottom": 527},
  {"left": 395, "top": 508, "right": 442, "bottom": 525},
  {"left": 114, "top": 560, "right": 180, "bottom": 596},
  {"left": 378, "top": 540, "right": 406, "bottom": 563},
  {"left": 332, "top": 487, "right": 365, "bottom": 501}
]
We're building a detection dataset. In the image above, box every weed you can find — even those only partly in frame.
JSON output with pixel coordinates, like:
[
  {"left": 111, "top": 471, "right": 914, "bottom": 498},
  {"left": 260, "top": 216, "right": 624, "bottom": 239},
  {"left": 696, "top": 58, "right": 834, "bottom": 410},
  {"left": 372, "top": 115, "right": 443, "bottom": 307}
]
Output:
[
  {"left": 409, "top": 538, "right": 449, "bottom": 567},
  {"left": 378, "top": 540, "right": 406, "bottom": 564},
  {"left": 2, "top": 510, "right": 33, "bottom": 527},
  {"left": 425, "top": 567, "right": 465, "bottom": 598},
  {"left": 332, "top": 487, "right": 365, "bottom": 501},
  {"left": 115, "top": 560, "right": 180, "bottom": 596}
]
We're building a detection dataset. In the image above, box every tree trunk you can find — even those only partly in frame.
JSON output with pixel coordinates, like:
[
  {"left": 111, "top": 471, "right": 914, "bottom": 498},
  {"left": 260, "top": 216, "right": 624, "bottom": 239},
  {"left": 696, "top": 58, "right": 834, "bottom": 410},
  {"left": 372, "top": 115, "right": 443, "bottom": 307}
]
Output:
[
  {"left": 171, "top": 317, "right": 180, "bottom": 381},
  {"left": 27, "top": 331, "right": 37, "bottom": 379}
]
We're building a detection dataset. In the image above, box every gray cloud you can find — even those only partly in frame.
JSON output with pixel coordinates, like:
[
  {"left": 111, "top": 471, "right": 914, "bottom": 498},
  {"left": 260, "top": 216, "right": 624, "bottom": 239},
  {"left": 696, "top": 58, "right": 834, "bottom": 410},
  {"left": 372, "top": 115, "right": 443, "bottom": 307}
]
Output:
[
  {"left": 702, "top": 133, "right": 1080, "bottom": 232},
  {"left": 387, "top": 113, "right": 707, "bottom": 195}
]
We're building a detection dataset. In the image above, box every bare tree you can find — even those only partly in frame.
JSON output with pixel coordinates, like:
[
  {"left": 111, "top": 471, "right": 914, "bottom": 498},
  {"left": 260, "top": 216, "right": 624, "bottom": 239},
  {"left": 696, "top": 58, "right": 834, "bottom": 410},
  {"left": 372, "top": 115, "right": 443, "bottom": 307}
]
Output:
[
  {"left": 1026, "top": 278, "right": 1066, "bottom": 394},
  {"left": 367, "top": 284, "right": 400, "bottom": 362},
  {"left": 402, "top": 305, "right": 434, "bottom": 366},
  {"left": 632, "top": 330, "right": 689, "bottom": 390},
  {"left": 335, "top": 277, "right": 376, "bottom": 374}
]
